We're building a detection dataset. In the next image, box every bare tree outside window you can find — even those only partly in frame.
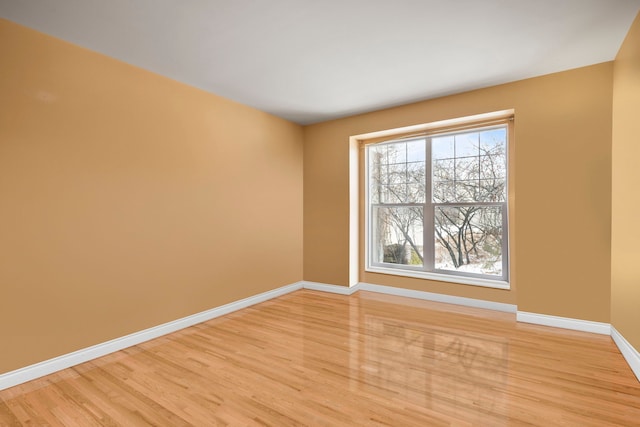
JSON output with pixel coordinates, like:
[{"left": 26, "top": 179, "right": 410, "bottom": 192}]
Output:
[{"left": 367, "top": 125, "right": 508, "bottom": 281}]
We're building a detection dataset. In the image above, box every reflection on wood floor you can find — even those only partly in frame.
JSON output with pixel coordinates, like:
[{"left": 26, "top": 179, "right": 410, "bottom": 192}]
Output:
[{"left": 1, "top": 289, "right": 639, "bottom": 426}]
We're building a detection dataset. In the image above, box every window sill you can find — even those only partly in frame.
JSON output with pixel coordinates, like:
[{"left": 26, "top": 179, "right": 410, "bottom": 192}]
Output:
[{"left": 365, "top": 266, "right": 510, "bottom": 290}]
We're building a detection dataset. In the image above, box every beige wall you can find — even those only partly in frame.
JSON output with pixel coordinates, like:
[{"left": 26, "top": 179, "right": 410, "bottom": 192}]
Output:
[
  {"left": 304, "top": 63, "right": 613, "bottom": 319},
  {"left": 612, "top": 13, "right": 640, "bottom": 351},
  {"left": 0, "top": 19, "right": 303, "bottom": 374}
]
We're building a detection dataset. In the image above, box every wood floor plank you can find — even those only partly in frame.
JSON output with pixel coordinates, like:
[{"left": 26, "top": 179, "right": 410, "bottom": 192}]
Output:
[{"left": 1, "top": 289, "right": 639, "bottom": 426}]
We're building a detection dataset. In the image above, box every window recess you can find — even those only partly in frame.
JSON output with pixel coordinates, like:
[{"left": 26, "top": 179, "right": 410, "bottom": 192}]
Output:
[{"left": 365, "top": 118, "right": 511, "bottom": 287}]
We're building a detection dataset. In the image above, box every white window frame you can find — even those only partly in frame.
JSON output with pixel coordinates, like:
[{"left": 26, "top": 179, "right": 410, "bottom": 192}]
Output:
[{"left": 364, "top": 118, "right": 511, "bottom": 290}]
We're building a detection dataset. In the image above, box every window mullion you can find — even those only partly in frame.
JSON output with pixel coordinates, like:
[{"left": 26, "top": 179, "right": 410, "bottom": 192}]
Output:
[
  {"left": 424, "top": 137, "right": 434, "bottom": 272},
  {"left": 502, "top": 201, "right": 509, "bottom": 282}
]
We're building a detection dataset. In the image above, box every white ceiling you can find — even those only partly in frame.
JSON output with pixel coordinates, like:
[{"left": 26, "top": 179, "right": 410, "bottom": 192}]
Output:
[{"left": 1, "top": 1, "right": 639, "bottom": 124}]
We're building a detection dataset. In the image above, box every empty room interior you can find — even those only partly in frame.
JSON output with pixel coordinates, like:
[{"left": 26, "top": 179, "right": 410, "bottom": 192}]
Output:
[{"left": 2, "top": 1, "right": 640, "bottom": 425}]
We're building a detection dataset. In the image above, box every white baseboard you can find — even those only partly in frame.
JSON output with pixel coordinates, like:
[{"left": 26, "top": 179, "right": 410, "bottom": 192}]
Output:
[
  {"left": 611, "top": 326, "right": 640, "bottom": 382},
  {"left": 516, "top": 311, "right": 611, "bottom": 335},
  {"left": 0, "top": 282, "right": 303, "bottom": 392},
  {"left": 302, "top": 281, "right": 359, "bottom": 295},
  {"left": 357, "top": 282, "right": 517, "bottom": 313}
]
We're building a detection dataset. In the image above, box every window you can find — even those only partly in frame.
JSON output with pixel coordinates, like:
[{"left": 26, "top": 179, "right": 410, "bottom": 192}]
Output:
[{"left": 365, "top": 121, "right": 509, "bottom": 287}]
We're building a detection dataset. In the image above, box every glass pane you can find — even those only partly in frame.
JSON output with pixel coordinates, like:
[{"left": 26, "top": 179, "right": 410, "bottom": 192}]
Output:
[
  {"left": 478, "top": 179, "right": 506, "bottom": 202},
  {"left": 368, "top": 145, "right": 386, "bottom": 161},
  {"left": 433, "top": 181, "right": 454, "bottom": 203},
  {"left": 382, "top": 184, "right": 406, "bottom": 204},
  {"left": 433, "top": 159, "right": 454, "bottom": 182},
  {"left": 408, "top": 162, "right": 426, "bottom": 203},
  {"left": 387, "top": 163, "right": 407, "bottom": 184},
  {"left": 407, "top": 161, "right": 425, "bottom": 184},
  {"left": 407, "top": 183, "right": 425, "bottom": 203},
  {"left": 387, "top": 143, "right": 406, "bottom": 164},
  {"left": 368, "top": 139, "right": 426, "bottom": 205},
  {"left": 373, "top": 206, "right": 424, "bottom": 266},
  {"left": 434, "top": 206, "right": 503, "bottom": 276},
  {"left": 367, "top": 145, "right": 389, "bottom": 203},
  {"left": 479, "top": 154, "right": 506, "bottom": 179},
  {"left": 432, "top": 136, "right": 454, "bottom": 159},
  {"left": 455, "top": 157, "right": 480, "bottom": 180},
  {"left": 370, "top": 182, "right": 381, "bottom": 203},
  {"left": 454, "top": 180, "right": 477, "bottom": 202},
  {"left": 407, "top": 139, "right": 426, "bottom": 162},
  {"left": 480, "top": 128, "right": 506, "bottom": 154},
  {"left": 455, "top": 132, "right": 479, "bottom": 157},
  {"left": 432, "top": 126, "right": 506, "bottom": 204}
]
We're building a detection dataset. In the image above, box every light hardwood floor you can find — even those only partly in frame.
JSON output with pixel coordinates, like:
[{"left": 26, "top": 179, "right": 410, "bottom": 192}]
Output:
[{"left": 1, "top": 289, "right": 639, "bottom": 426}]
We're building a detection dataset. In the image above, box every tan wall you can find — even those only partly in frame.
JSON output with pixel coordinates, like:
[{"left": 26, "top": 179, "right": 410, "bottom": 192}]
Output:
[
  {"left": 0, "top": 19, "right": 303, "bottom": 374},
  {"left": 612, "top": 13, "right": 640, "bottom": 351},
  {"left": 304, "top": 64, "right": 613, "bottom": 320}
]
